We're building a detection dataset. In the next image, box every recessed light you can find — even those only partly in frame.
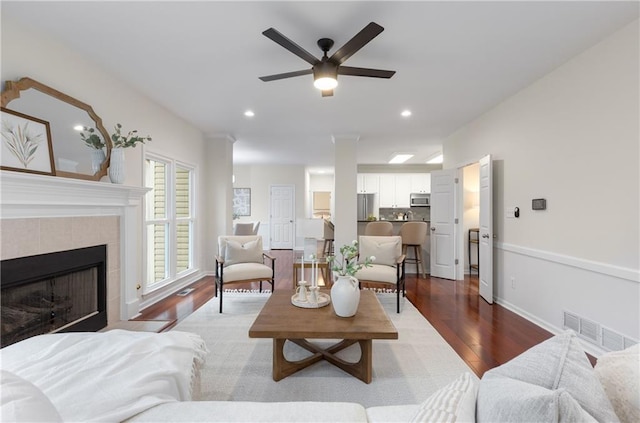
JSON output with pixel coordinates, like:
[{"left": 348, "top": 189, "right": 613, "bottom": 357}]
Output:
[
  {"left": 244, "top": 110, "right": 255, "bottom": 117},
  {"left": 426, "top": 154, "right": 443, "bottom": 164},
  {"left": 73, "top": 125, "right": 84, "bottom": 131},
  {"left": 401, "top": 110, "right": 412, "bottom": 117},
  {"left": 389, "top": 153, "right": 414, "bottom": 164}
]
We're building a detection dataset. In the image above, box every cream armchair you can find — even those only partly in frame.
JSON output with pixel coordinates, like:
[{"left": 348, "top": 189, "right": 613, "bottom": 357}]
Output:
[
  {"left": 354, "top": 236, "right": 406, "bottom": 313},
  {"left": 215, "top": 235, "right": 275, "bottom": 313}
]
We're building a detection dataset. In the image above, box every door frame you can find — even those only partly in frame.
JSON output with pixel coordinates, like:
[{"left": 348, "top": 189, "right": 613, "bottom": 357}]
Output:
[
  {"left": 454, "top": 155, "right": 493, "bottom": 286},
  {"left": 269, "top": 184, "right": 295, "bottom": 249}
]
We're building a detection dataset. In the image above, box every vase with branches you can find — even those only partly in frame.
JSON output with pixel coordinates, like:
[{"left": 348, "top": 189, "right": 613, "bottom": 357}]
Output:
[
  {"left": 327, "top": 240, "right": 375, "bottom": 317},
  {"left": 108, "top": 123, "right": 152, "bottom": 184}
]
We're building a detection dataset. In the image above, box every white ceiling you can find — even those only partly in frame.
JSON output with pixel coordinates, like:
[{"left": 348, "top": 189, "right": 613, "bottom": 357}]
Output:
[{"left": 3, "top": 1, "right": 638, "bottom": 167}]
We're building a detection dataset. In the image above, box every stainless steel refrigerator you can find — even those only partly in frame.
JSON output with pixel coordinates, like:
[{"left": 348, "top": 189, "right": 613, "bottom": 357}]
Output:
[{"left": 357, "top": 193, "right": 377, "bottom": 220}]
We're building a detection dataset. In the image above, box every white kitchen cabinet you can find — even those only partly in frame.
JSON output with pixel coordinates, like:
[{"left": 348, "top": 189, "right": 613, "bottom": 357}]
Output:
[
  {"left": 379, "top": 174, "right": 411, "bottom": 208},
  {"left": 357, "top": 174, "right": 379, "bottom": 193},
  {"left": 410, "top": 173, "right": 431, "bottom": 193}
]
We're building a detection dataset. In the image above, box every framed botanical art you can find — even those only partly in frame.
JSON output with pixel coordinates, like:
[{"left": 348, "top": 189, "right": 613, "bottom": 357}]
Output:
[
  {"left": 233, "top": 188, "right": 251, "bottom": 216},
  {"left": 1, "top": 107, "right": 55, "bottom": 176}
]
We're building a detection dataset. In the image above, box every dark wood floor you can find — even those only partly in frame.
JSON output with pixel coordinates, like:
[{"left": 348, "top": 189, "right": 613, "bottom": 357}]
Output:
[{"left": 137, "top": 249, "right": 555, "bottom": 377}]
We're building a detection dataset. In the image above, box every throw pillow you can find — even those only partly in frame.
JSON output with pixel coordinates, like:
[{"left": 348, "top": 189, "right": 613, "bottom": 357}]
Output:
[
  {"left": 477, "top": 377, "right": 596, "bottom": 422},
  {"left": 0, "top": 370, "right": 63, "bottom": 422},
  {"left": 358, "top": 236, "right": 401, "bottom": 267},
  {"left": 411, "top": 372, "right": 478, "bottom": 423},
  {"left": 477, "top": 330, "right": 618, "bottom": 422},
  {"left": 224, "top": 239, "right": 263, "bottom": 267},
  {"left": 594, "top": 343, "right": 640, "bottom": 423}
]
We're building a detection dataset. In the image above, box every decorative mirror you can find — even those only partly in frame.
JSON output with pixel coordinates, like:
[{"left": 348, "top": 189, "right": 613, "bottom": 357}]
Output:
[{"left": 1, "top": 77, "right": 110, "bottom": 181}]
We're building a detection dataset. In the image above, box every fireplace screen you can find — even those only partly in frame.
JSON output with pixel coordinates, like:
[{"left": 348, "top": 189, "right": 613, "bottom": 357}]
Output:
[{"left": 1, "top": 245, "right": 107, "bottom": 348}]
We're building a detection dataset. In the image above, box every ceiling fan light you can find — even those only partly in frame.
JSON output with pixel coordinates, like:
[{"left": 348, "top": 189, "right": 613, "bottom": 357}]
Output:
[{"left": 314, "top": 77, "right": 338, "bottom": 90}]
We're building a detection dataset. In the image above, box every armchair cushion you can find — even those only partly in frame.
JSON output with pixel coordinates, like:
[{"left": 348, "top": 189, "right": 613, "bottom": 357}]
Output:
[
  {"left": 355, "top": 264, "right": 398, "bottom": 284},
  {"left": 358, "top": 236, "right": 402, "bottom": 267},
  {"left": 221, "top": 263, "right": 273, "bottom": 283},
  {"left": 222, "top": 238, "right": 263, "bottom": 267}
]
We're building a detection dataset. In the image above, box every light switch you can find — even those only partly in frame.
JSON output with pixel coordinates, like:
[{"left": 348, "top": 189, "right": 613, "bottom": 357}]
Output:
[{"left": 506, "top": 207, "right": 515, "bottom": 218}]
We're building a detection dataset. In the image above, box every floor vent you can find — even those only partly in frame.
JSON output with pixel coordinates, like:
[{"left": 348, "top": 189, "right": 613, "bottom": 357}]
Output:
[
  {"left": 624, "top": 337, "right": 638, "bottom": 349},
  {"left": 563, "top": 311, "right": 599, "bottom": 344},
  {"left": 177, "top": 288, "right": 195, "bottom": 297},
  {"left": 579, "top": 318, "right": 600, "bottom": 343},
  {"left": 601, "top": 327, "right": 625, "bottom": 351},
  {"left": 563, "top": 311, "right": 580, "bottom": 332}
]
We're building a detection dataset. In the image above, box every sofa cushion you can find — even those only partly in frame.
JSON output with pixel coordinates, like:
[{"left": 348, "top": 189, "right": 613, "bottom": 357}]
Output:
[
  {"left": 0, "top": 330, "right": 207, "bottom": 423},
  {"left": 224, "top": 239, "right": 263, "bottom": 267},
  {"left": 477, "top": 331, "right": 618, "bottom": 422},
  {"left": 594, "top": 343, "right": 640, "bottom": 423},
  {"left": 126, "top": 401, "right": 368, "bottom": 422},
  {"left": 0, "top": 370, "right": 63, "bottom": 423},
  {"left": 366, "top": 404, "right": 419, "bottom": 423},
  {"left": 478, "top": 376, "right": 596, "bottom": 422},
  {"left": 359, "top": 236, "right": 401, "bottom": 267},
  {"left": 410, "top": 372, "right": 477, "bottom": 423}
]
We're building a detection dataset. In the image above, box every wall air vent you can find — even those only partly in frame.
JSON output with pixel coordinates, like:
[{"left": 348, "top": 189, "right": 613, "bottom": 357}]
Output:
[
  {"left": 563, "top": 311, "right": 580, "bottom": 332},
  {"left": 563, "top": 311, "right": 599, "bottom": 344},
  {"left": 601, "top": 327, "right": 625, "bottom": 351},
  {"left": 579, "top": 317, "right": 600, "bottom": 343}
]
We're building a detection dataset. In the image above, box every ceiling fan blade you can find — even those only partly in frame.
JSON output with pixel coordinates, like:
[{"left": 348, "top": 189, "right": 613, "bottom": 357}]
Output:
[
  {"left": 338, "top": 66, "right": 396, "bottom": 78},
  {"left": 259, "top": 69, "right": 313, "bottom": 82},
  {"left": 321, "top": 89, "right": 334, "bottom": 97},
  {"left": 262, "top": 28, "right": 319, "bottom": 65},
  {"left": 329, "top": 22, "right": 384, "bottom": 65}
]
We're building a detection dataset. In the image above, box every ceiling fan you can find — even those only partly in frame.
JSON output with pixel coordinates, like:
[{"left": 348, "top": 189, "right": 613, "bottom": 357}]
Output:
[{"left": 259, "top": 22, "right": 396, "bottom": 97}]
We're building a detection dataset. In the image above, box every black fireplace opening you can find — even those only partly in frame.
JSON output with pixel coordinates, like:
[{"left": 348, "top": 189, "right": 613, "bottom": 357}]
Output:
[{"left": 1, "top": 245, "right": 107, "bottom": 348}]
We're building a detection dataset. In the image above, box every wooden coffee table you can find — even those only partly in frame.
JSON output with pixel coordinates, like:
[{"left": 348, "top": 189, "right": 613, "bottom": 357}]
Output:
[{"left": 248, "top": 290, "right": 398, "bottom": 383}]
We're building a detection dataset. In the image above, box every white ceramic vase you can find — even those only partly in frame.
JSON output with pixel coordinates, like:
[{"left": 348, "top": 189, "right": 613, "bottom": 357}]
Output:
[
  {"left": 90, "top": 149, "right": 106, "bottom": 174},
  {"left": 331, "top": 275, "right": 360, "bottom": 317},
  {"left": 109, "top": 148, "right": 125, "bottom": 184}
]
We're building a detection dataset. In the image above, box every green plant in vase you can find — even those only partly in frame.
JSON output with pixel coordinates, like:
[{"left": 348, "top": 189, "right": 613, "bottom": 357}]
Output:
[{"left": 110, "top": 123, "right": 152, "bottom": 148}]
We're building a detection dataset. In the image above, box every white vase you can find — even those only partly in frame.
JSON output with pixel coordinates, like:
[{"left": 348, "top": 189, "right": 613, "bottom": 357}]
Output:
[
  {"left": 109, "top": 148, "right": 125, "bottom": 184},
  {"left": 90, "top": 149, "right": 106, "bottom": 174},
  {"left": 331, "top": 275, "right": 360, "bottom": 317}
]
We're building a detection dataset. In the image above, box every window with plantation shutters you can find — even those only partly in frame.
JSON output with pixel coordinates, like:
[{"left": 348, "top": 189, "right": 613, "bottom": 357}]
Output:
[{"left": 144, "top": 154, "right": 195, "bottom": 294}]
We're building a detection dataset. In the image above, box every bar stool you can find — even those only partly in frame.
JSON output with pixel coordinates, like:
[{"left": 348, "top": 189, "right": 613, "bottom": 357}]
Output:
[
  {"left": 322, "top": 219, "right": 335, "bottom": 257},
  {"left": 399, "top": 221, "right": 428, "bottom": 278},
  {"left": 364, "top": 221, "right": 393, "bottom": 236}
]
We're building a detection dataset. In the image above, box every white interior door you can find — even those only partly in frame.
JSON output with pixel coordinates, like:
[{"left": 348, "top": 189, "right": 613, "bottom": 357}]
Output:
[
  {"left": 430, "top": 169, "right": 457, "bottom": 279},
  {"left": 270, "top": 185, "right": 294, "bottom": 249},
  {"left": 479, "top": 154, "right": 493, "bottom": 304}
]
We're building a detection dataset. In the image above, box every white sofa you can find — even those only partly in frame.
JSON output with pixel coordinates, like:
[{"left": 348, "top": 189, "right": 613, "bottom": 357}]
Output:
[{"left": 1, "top": 330, "right": 637, "bottom": 423}]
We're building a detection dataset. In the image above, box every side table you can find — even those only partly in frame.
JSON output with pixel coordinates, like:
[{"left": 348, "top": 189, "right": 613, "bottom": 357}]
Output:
[{"left": 292, "top": 258, "right": 330, "bottom": 288}]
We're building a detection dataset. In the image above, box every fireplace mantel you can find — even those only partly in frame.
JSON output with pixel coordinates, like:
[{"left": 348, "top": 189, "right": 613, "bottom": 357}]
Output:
[
  {"left": 1, "top": 171, "right": 149, "bottom": 218},
  {"left": 1, "top": 171, "right": 150, "bottom": 319}
]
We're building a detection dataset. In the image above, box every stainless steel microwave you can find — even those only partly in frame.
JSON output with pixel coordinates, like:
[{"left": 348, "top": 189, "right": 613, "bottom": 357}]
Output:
[{"left": 410, "top": 193, "right": 430, "bottom": 207}]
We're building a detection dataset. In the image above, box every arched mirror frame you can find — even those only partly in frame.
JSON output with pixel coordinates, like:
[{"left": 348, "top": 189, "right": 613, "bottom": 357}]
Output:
[{"left": 1, "top": 77, "right": 111, "bottom": 181}]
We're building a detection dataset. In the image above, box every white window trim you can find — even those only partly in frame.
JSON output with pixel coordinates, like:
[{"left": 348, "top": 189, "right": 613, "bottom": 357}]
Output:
[{"left": 143, "top": 152, "right": 197, "bottom": 295}]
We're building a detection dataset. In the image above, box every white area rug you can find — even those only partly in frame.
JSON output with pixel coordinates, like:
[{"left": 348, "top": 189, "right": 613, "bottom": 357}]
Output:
[{"left": 172, "top": 293, "right": 476, "bottom": 407}]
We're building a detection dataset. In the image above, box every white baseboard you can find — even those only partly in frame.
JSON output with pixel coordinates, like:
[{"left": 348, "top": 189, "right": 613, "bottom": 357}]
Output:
[
  {"left": 494, "top": 297, "right": 609, "bottom": 358},
  {"left": 493, "top": 242, "right": 639, "bottom": 356}
]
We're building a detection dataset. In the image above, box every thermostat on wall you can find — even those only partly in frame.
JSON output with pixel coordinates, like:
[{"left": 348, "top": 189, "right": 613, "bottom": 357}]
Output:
[{"left": 532, "top": 198, "right": 546, "bottom": 210}]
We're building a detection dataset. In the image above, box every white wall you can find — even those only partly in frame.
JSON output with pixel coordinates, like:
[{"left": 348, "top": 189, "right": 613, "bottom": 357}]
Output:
[
  {"left": 445, "top": 20, "right": 639, "bottom": 351},
  {"left": 1, "top": 19, "right": 229, "bottom": 310},
  {"left": 233, "top": 164, "right": 306, "bottom": 248}
]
